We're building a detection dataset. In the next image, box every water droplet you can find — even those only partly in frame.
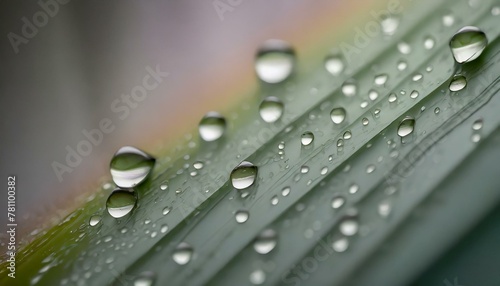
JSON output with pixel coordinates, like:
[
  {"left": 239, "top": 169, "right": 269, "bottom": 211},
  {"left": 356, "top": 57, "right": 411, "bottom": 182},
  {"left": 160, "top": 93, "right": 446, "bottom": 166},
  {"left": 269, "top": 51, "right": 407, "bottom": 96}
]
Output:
[
  {"left": 332, "top": 238, "right": 349, "bottom": 252},
  {"left": 442, "top": 13, "right": 455, "bottom": 27},
  {"left": 449, "top": 75, "right": 467, "bottom": 91},
  {"left": 160, "top": 224, "right": 169, "bottom": 233},
  {"left": 87, "top": 215, "right": 100, "bottom": 227},
  {"left": 424, "top": 36, "right": 435, "bottom": 49},
  {"left": 255, "top": 39, "right": 295, "bottom": 83},
  {"left": 339, "top": 219, "right": 359, "bottom": 236},
  {"left": 412, "top": 74, "right": 423, "bottom": 82},
  {"left": 410, "top": 90, "right": 419, "bottom": 99},
  {"left": 110, "top": 146, "right": 155, "bottom": 188},
  {"left": 160, "top": 184, "right": 168, "bottom": 191},
  {"left": 230, "top": 161, "right": 258, "bottom": 190},
  {"left": 449, "top": 26, "right": 488, "bottom": 63},
  {"left": 134, "top": 271, "right": 156, "bottom": 286},
  {"left": 106, "top": 189, "right": 137, "bottom": 218},
  {"left": 281, "top": 187, "right": 291, "bottom": 196},
  {"left": 397, "top": 42, "right": 411, "bottom": 54},
  {"left": 434, "top": 107, "right": 440, "bottom": 114},
  {"left": 271, "top": 195, "right": 279, "bottom": 205},
  {"left": 343, "top": 130, "right": 352, "bottom": 140},
  {"left": 380, "top": 15, "right": 399, "bottom": 36},
  {"left": 397, "top": 60, "right": 407, "bottom": 71},
  {"left": 172, "top": 242, "right": 193, "bottom": 265},
  {"left": 378, "top": 200, "right": 392, "bottom": 218},
  {"left": 472, "top": 119, "right": 483, "bottom": 130},
  {"left": 162, "top": 207, "right": 171, "bottom": 215},
  {"left": 325, "top": 54, "right": 345, "bottom": 76},
  {"left": 249, "top": 269, "right": 266, "bottom": 285},
  {"left": 330, "top": 108, "right": 346, "bottom": 124},
  {"left": 193, "top": 161, "right": 204, "bottom": 170},
  {"left": 360, "top": 101, "right": 368, "bottom": 109},
  {"left": 366, "top": 164, "right": 375, "bottom": 173},
  {"left": 374, "top": 74, "right": 388, "bottom": 86},
  {"left": 471, "top": 134, "right": 481, "bottom": 143},
  {"left": 235, "top": 210, "right": 249, "bottom": 223},
  {"left": 331, "top": 196, "right": 345, "bottom": 209},
  {"left": 320, "top": 167, "right": 328, "bottom": 175},
  {"left": 337, "top": 138, "right": 344, "bottom": 147},
  {"left": 362, "top": 118, "right": 369, "bottom": 126},
  {"left": 368, "top": 90, "right": 379, "bottom": 101},
  {"left": 254, "top": 229, "right": 277, "bottom": 254},
  {"left": 388, "top": 93, "right": 397, "bottom": 103},
  {"left": 397, "top": 116, "right": 415, "bottom": 137},
  {"left": 300, "top": 166, "right": 309, "bottom": 174},
  {"left": 259, "top": 97, "right": 284, "bottom": 123},
  {"left": 278, "top": 141, "right": 285, "bottom": 150},
  {"left": 492, "top": 6, "right": 500, "bottom": 16},
  {"left": 301, "top": 131, "right": 314, "bottom": 146},
  {"left": 349, "top": 184, "right": 359, "bottom": 194},
  {"left": 342, "top": 80, "right": 357, "bottom": 97},
  {"left": 199, "top": 112, "right": 226, "bottom": 141}
]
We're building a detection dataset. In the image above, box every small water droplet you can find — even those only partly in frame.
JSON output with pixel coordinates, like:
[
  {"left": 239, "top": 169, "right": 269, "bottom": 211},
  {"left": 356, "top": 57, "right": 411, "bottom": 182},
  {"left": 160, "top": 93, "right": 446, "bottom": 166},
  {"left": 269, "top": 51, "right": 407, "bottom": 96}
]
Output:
[
  {"left": 366, "top": 164, "right": 375, "bottom": 173},
  {"left": 249, "top": 269, "right": 266, "bottom": 285},
  {"left": 325, "top": 54, "right": 345, "bottom": 76},
  {"left": 162, "top": 206, "right": 171, "bottom": 215},
  {"left": 442, "top": 13, "right": 455, "bottom": 27},
  {"left": 412, "top": 74, "right": 423, "bottom": 82},
  {"left": 160, "top": 184, "right": 168, "bottom": 191},
  {"left": 110, "top": 146, "right": 155, "bottom": 188},
  {"left": 492, "top": 6, "right": 500, "bottom": 16},
  {"left": 397, "top": 60, "right": 407, "bottom": 71},
  {"left": 193, "top": 161, "right": 204, "bottom": 170},
  {"left": 255, "top": 39, "right": 295, "bottom": 83},
  {"left": 360, "top": 101, "right": 368, "bottom": 109},
  {"left": 471, "top": 134, "right": 481, "bottom": 143},
  {"left": 332, "top": 237, "right": 349, "bottom": 252},
  {"left": 339, "top": 219, "right": 359, "bottom": 236},
  {"left": 449, "top": 26, "right": 488, "bottom": 63},
  {"left": 259, "top": 97, "right": 284, "bottom": 123},
  {"left": 278, "top": 141, "right": 285, "bottom": 150},
  {"left": 343, "top": 130, "right": 352, "bottom": 140},
  {"left": 374, "top": 74, "right": 388, "bottom": 86},
  {"left": 434, "top": 107, "right": 441, "bottom": 114},
  {"left": 472, "top": 119, "right": 483, "bottom": 130},
  {"left": 172, "top": 242, "right": 193, "bottom": 265},
  {"left": 449, "top": 75, "right": 467, "bottom": 91},
  {"left": 331, "top": 196, "right": 345, "bottom": 209},
  {"left": 397, "top": 42, "right": 411, "bottom": 54},
  {"left": 160, "top": 224, "right": 169, "bottom": 233},
  {"left": 330, "top": 108, "right": 346, "bottom": 124},
  {"left": 281, "top": 187, "right": 291, "bottom": 196},
  {"left": 301, "top": 131, "right": 314, "bottom": 146},
  {"left": 424, "top": 36, "right": 435, "bottom": 49},
  {"left": 254, "top": 229, "right": 277, "bottom": 254},
  {"left": 133, "top": 271, "right": 156, "bottom": 286},
  {"left": 410, "top": 90, "right": 419, "bottom": 99},
  {"left": 342, "top": 80, "right": 357, "bottom": 97},
  {"left": 106, "top": 189, "right": 137, "bottom": 218},
  {"left": 199, "top": 112, "right": 226, "bottom": 141},
  {"left": 388, "top": 93, "right": 397, "bottom": 103},
  {"left": 89, "top": 215, "right": 101, "bottom": 227},
  {"left": 271, "top": 195, "right": 279, "bottom": 205},
  {"left": 230, "top": 161, "right": 258, "bottom": 190},
  {"left": 378, "top": 200, "right": 392, "bottom": 218},
  {"left": 397, "top": 116, "right": 415, "bottom": 137},
  {"left": 380, "top": 15, "right": 399, "bottom": 36},
  {"left": 320, "top": 167, "right": 328, "bottom": 175},
  {"left": 362, "top": 118, "right": 369, "bottom": 126},
  {"left": 368, "top": 90, "right": 379, "bottom": 101},
  {"left": 349, "top": 184, "right": 359, "bottom": 194},
  {"left": 300, "top": 166, "right": 309, "bottom": 174},
  {"left": 235, "top": 210, "right": 249, "bottom": 223}
]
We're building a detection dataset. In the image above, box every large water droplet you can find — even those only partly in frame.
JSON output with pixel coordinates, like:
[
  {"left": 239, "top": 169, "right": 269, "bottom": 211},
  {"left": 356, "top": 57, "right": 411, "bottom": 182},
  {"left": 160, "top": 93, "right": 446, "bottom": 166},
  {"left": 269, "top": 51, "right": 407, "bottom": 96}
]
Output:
[
  {"left": 199, "top": 112, "right": 226, "bottom": 141},
  {"left": 259, "top": 97, "right": 284, "bottom": 123},
  {"left": 110, "top": 146, "right": 155, "bottom": 188},
  {"left": 397, "top": 116, "right": 415, "bottom": 137},
  {"left": 106, "top": 189, "right": 137, "bottom": 218},
  {"left": 330, "top": 107, "right": 346, "bottom": 124},
  {"left": 449, "top": 75, "right": 467, "bottom": 91},
  {"left": 134, "top": 271, "right": 156, "bottom": 286},
  {"left": 449, "top": 26, "right": 488, "bottom": 63},
  {"left": 255, "top": 40, "right": 295, "bottom": 83},
  {"left": 301, "top": 131, "right": 314, "bottom": 146},
  {"left": 172, "top": 242, "right": 193, "bottom": 265},
  {"left": 325, "top": 54, "right": 345, "bottom": 76},
  {"left": 235, "top": 210, "right": 249, "bottom": 223},
  {"left": 254, "top": 229, "right": 277, "bottom": 254},
  {"left": 230, "top": 161, "right": 258, "bottom": 190}
]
